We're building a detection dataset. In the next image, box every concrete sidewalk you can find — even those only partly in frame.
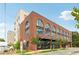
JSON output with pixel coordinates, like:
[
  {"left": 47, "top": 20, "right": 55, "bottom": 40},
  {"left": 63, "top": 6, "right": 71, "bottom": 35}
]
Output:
[
  {"left": 24, "top": 48, "right": 68, "bottom": 55},
  {"left": 34, "top": 48, "right": 79, "bottom": 55},
  {"left": 25, "top": 49, "right": 52, "bottom": 55}
]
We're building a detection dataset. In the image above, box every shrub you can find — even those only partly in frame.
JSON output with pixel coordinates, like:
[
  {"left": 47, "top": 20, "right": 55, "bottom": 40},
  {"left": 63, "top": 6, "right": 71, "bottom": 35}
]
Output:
[
  {"left": 60, "top": 39, "right": 67, "bottom": 48},
  {"left": 54, "top": 39, "right": 67, "bottom": 48},
  {"left": 31, "top": 38, "right": 40, "bottom": 44},
  {"left": 61, "top": 39, "right": 67, "bottom": 47},
  {"left": 14, "top": 41, "right": 20, "bottom": 50},
  {"left": 16, "top": 50, "right": 26, "bottom": 53},
  {"left": 0, "top": 38, "right": 5, "bottom": 42},
  {"left": 55, "top": 40, "right": 61, "bottom": 48}
]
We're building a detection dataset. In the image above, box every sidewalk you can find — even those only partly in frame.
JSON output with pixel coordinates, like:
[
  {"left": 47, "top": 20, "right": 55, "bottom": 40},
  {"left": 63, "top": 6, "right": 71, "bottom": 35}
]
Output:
[
  {"left": 24, "top": 49, "right": 52, "bottom": 55},
  {"left": 34, "top": 48, "right": 79, "bottom": 55},
  {"left": 1, "top": 48, "right": 78, "bottom": 55},
  {"left": 23, "top": 48, "right": 67, "bottom": 55}
]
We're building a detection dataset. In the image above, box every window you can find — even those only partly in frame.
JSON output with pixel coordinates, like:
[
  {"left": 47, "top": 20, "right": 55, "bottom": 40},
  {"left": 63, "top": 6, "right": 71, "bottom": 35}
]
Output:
[
  {"left": 37, "top": 27, "right": 43, "bottom": 34},
  {"left": 65, "top": 32, "right": 67, "bottom": 36},
  {"left": 25, "top": 21, "right": 30, "bottom": 34},
  {"left": 51, "top": 26, "right": 56, "bottom": 36},
  {"left": 45, "top": 24, "right": 51, "bottom": 35},
  {"left": 62, "top": 30, "right": 64, "bottom": 36},
  {"left": 62, "top": 31, "right": 67, "bottom": 39},
  {"left": 51, "top": 26, "right": 57, "bottom": 40},
  {"left": 52, "top": 27, "right": 56, "bottom": 33},
  {"left": 64, "top": 31, "right": 66, "bottom": 36},
  {"left": 37, "top": 19, "right": 43, "bottom": 27},
  {"left": 25, "top": 21, "right": 30, "bottom": 29},
  {"left": 57, "top": 28, "right": 60, "bottom": 33},
  {"left": 67, "top": 32, "right": 69, "bottom": 36},
  {"left": 56, "top": 28, "right": 60, "bottom": 39},
  {"left": 36, "top": 19, "right": 43, "bottom": 34}
]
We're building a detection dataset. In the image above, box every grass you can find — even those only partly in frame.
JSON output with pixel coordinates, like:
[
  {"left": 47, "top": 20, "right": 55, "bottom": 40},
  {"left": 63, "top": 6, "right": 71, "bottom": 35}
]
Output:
[
  {"left": 32, "top": 49, "right": 58, "bottom": 54},
  {"left": 39, "top": 50, "right": 52, "bottom": 53},
  {"left": 15, "top": 48, "right": 67, "bottom": 55},
  {"left": 35, "top": 49, "right": 58, "bottom": 54},
  {"left": 16, "top": 50, "right": 29, "bottom": 54}
]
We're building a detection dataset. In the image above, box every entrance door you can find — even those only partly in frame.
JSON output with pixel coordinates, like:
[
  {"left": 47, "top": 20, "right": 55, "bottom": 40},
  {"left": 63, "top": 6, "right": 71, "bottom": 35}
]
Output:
[{"left": 23, "top": 41, "right": 29, "bottom": 50}]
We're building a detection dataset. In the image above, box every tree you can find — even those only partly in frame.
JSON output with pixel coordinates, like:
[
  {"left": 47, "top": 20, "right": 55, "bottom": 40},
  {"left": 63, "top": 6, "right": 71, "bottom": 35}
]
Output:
[
  {"left": 31, "top": 38, "right": 40, "bottom": 44},
  {"left": 55, "top": 40, "right": 61, "bottom": 48},
  {"left": 72, "top": 32, "right": 79, "bottom": 47},
  {"left": 0, "top": 38, "right": 5, "bottom": 42},
  {"left": 14, "top": 41, "right": 20, "bottom": 50},
  {"left": 55, "top": 39, "right": 67, "bottom": 48},
  {"left": 61, "top": 39, "right": 67, "bottom": 48},
  {"left": 71, "top": 8, "right": 79, "bottom": 28}
]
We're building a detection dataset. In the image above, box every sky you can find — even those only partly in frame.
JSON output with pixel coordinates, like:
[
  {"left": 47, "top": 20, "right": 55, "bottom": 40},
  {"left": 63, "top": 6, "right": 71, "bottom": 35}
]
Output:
[
  {"left": 0, "top": 3, "right": 5, "bottom": 39},
  {"left": 0, "top": 3, "right": 79, "bottom": 40}
]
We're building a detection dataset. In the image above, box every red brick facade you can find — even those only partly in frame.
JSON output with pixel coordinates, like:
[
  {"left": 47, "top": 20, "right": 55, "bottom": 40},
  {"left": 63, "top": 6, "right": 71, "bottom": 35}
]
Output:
[{"left": 20, "top": 11, "right": 72, "bottom": 50}]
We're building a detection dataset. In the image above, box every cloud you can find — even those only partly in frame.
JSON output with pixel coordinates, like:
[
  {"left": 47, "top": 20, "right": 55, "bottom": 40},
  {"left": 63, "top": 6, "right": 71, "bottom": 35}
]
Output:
[
  {"left": 59, "top": 11, "right": 74, "bottom": 21},
  {"left": 0, "top": 22, "right": 5, "bottom": 38}
]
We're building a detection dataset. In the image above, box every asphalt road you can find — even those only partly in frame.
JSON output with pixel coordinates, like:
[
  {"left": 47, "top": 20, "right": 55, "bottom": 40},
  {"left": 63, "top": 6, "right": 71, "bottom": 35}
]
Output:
[{"left": 35, "top": 48, "right": 79, "bottom": 55}]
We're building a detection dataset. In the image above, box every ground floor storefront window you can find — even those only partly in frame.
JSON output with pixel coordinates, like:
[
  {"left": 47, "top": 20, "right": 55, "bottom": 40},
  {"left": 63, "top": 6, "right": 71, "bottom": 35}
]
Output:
[
  {"left": 52, "top": 40, "right": 56, "bottom": 49},
  {"left": 37, "top": 39, "right": 50, "bottom": 49},
  {"left": 37, "top": 39, "right": 58, "bottom": 49},
  {"left": 37, "top": 38, "right": 69, "bottom": 50}
]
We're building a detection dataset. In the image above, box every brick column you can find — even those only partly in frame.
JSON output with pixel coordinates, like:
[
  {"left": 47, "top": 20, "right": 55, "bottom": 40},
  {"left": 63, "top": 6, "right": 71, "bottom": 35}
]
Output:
[
  {"left": 20, "top": 41, "right": 23, "bottom": 52},
  {"left": 60, "top": 39, "right": 63, "bottom": 48},
  {"left": 50, "top": 39, "right": 52, "bottom": 49}
]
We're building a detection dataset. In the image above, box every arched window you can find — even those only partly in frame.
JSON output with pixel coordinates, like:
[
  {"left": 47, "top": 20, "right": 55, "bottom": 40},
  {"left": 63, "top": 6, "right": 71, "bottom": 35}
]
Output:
[
  {"left": 45, "top": 24, "right": 50, "bottom": 28},
  {"left": 57, "top": 28, "right": 60, "bottom": 36},
  {"left": 62, "top": 30, "right": 64, "bottom": 35},
  {"left": 63, "top": 31, "right": 66, "bottom": 35},
  {"left": 45, "top": 24, "right": 51, "bottom": 34},
  {"left": 51, "top": 26, "right": 56, "bottom": 36},
  {"left": 57, "top": 28, "right": 60, "bottom": 33},
  {"left": 51, "top": 26, "right": 57, "bottom": 40},
  {"left": 55, "top": 28, "right": 59, "bottom": 40},
  {"left": 52, "top": 26, "right": 56, "bottom": 33},
  {"left": 25, "top": 21, "right": 30, "bottom": 34},
  {"left": 25, "top": 21, "right": 29, "bottom": 28},
  {"left": 36, "top": 19, "right": 43, "bottom": 34},
  {"left": 37, "top": 19, "right": 43, "bottom": 27},
  {"left": 62, "top": 30, "right": 65, "bottom": 39}
]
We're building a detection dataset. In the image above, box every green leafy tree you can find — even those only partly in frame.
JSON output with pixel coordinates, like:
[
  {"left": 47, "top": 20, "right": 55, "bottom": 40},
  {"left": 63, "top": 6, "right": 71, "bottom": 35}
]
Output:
[
  {"left": 31, "top": 38, "right": 40, "bottom": 44},
  {"left": 0, "top": 38, "right": 5, "bottom": 42},
  {"left": 55, "top": 39, "right": 67, "bottom": 48},
  {"left": 61, "top": 39, "right": 67, "bottom": 48},
  {"left": 71, "top": 8, "right": 79, "bottom": 28},
  {"left": 14, "top": 41, "right": 20, "bottom": 50},
  {"left": 72, "top": 32, "right": 79, "bottom": 47},
  {"left": 55, "top": 40, "right": 61, "bottom": 48}
]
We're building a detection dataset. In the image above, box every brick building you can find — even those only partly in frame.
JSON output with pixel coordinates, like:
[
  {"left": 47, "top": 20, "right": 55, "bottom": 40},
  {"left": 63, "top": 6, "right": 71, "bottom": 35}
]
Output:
[{"left": 15, "top": 10, "right": 72, "bottom": 50}]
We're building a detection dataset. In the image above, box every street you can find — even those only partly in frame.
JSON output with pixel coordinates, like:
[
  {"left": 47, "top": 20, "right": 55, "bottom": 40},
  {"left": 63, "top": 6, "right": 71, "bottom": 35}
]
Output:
[
  {"left": 35, "top": 48, "right": 79, "bottom": 55},
  {"left": 0, "top": 48, "right": 79, "bottom": 55}
]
